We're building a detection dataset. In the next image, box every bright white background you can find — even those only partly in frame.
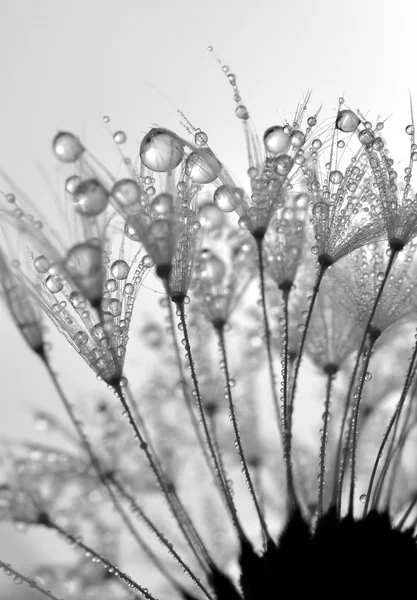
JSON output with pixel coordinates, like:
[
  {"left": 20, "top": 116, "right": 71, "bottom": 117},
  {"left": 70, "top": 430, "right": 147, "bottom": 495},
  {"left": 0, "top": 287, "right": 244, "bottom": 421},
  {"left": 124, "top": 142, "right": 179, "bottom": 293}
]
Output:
[{"left": 0, "top": 0, "right": 416, "bottom": 597}]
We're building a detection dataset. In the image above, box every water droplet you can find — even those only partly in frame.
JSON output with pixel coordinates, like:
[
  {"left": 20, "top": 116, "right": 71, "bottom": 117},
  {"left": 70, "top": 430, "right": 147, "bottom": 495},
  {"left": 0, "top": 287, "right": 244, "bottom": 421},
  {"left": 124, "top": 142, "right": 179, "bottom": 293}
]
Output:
[
  {"left": 124, "top": 283, "right": 134, "bottom": 295},
  {"left": 194, "top": 131, "right": 208, "bottom": 146},
  {"left": 73, "top": 179, "right": 109, "bottom": 217},
  {"left": 186, "top": 150, "right": 222, "bottom": 184},
  {"left": 34, "top": 255, "right": 50, "bottom": 273},
  {"left": 111, "top": 259, "right": 129, "bottom": 280},
  {"left": 213, "top": 185, "right": 237, "bottom": 212},
  {"left": 290, "top": 130, "right": 306, "bottom": 147},
  {"left": 65, "top": 175, "right": 82, "bottom": 194},
  {"left": 65, "top": 242, "right": 103, "bottom": 303},
  {"left": 275, "top": 154, "right": 294, "bottom": 176},
  {"left": 112, "top": 179, "right": 142, "bottom": 210},
  {"left": 52, "top": 131, "right": 84, "bottom": 162},
  {"left": 45, "top": 275, "right": 63, "bottom": 293},
  {"left": 329, "top": 170, "right": 343, "bottom": 184},
  {"left": 263, "top": 126, "right": 290, "bottom": 155},
  {"left": 235, "top": 105, "right": 249, "bottom": 120},
  {"left": 75, "top": 331, "right": 88, "bottom": 345},
  {"left": 103, "top": 115, "right": 110, "bottom": 123},
  {"left": 359, "top": 129, "right": 375, "bottom": 146},
  {"left": 406, "top": 124, "right": 414, "bottom": 136},
  {"left": 113, "top": 130, "right": 127, "bottom": 144},
  {"left": 141, "top": 255, "right": 154, "bottom": 268},
  {"left": 151, "top": 193, "right": 174, "bottom": 215},
  {"left": 69, "top": 291, "right": 86, "bottom": 309},
  {"left": 359, "top": 493, "right": 366, "bottom": 503},
  {"left": 199, "top": 202, "right": 226, "bottom": 227},
  {"left": 307, "top": 116, "right": 317, "bottom": 127},
  {"left": 336, "top": 110, "right": 360, "bottom": 133},
  {"left": 140, "top": 128, "right": 184, "bottom": 172}
]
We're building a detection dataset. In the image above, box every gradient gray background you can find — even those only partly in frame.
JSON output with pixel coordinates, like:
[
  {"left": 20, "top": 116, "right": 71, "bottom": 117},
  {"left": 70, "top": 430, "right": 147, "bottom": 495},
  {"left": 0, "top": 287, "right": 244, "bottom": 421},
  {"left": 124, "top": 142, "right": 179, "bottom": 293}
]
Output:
[{"left": 0, "top": 0, "right": 416, "bottom": 597}]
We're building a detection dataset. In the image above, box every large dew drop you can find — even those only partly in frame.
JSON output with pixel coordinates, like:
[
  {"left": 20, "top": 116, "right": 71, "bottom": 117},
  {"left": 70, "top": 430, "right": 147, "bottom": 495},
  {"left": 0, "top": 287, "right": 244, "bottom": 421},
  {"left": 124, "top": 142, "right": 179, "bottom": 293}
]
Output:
[
  {"left": 213, "top": 185, "right": 237, "bottom": 212},
  {"left": 336, "top": 110, "right": 360, "bottom": 133},
  {"left": 52, "top": 132, "right": 84, "bottom": 163},
  {"left": 140, "top": 129, "right": 184, "bottom": 172},
  {"left": 263, "top": 126, "right": 291, "bottom": 155},
  {"left": 111, "top": 259, "right": 130, "bottom": 280},
  {"left": 65, "top": 242, "right": 103, "bottom": 306},
  {"left": 73, "top": 179, "right": 109, "bottom": 217},
  {"left": 112, "top": 179, "right": 142, "bottom": 212},
  {"left": 151, "top": 193, "right": 174, "bottom": 215},
  {"left": 186, "top": 150, "right": 222, "bottom": 184}
]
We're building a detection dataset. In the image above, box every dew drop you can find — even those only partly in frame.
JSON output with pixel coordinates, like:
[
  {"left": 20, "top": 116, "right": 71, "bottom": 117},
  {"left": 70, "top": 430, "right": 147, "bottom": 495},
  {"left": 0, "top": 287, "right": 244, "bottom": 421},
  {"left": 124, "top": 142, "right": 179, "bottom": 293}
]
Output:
[
  {"left": 235, "top": 105, "right": 249, "bottom": 120},
  {"left": 112, "top": 179, "right": 142, "bottom": 210},
  {"left": 335, "top": 110, "right": 360, "bottom": 133},
  {"left": 359, "top": 494, "right": 366, "bottom": 503},
  {"left": 52, "top": 132, "right": 84, "bottom": 163},
  {"left": 194, "top": 131, "right": 208, "bottom": 146},
  {"left": 406, "top": 124, "right": 415, "bottom": 136},
  {"left": 290, "top": 130, "right": 306, "bottom": 148},
  {"left": 111, "top": 259, "right": 130, "bottom": 280},
  {"left": 186, "top": 150, "right": 222, "bottom": 184},
  {"left": 275, "top": 154, "right": 294, "bottom": 176},
  {"left": 329, "top": 170, "right": 343, "bottom": 184},
  {"left": 140, "top": 128, "right": 184, "bottom": 172},
  {"left": 65, "top": 175, "right": 82, "bottom": 195},
  {"left": 113, "top": 130, "right": 127, "bottom": 144},
  {"left": 263, "top": 126, "right": 290, "bottom": 155},
  {"left": 151, "top": 192, "right": 174, "bottom": 215},
  {"left": 73, "top": 179, "right": 109, "bottom": 217},
  {"left": 213, "top": 185, "right": 237, "bottom": 212},
  {"left": 34, "top": 255, "right": 50, "bottom": 273},
  {"left": 307, "top": 116, "right": 317, "bottom": 127},
  {"left": 45, "top": 275, "right": 63, "bottom": 293}
]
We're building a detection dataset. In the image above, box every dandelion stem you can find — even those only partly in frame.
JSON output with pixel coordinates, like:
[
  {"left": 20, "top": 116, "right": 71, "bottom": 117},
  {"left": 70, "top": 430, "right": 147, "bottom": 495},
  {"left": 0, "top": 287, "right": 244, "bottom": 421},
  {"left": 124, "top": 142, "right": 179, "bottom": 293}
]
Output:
[
  {"left": 109, "top": 476, "right": 214, "bottom": 600},
  {"left": 166, "top": 295, "right": 217, "bottom": 488},
  {"left": 363, "top": 337, "right": 417, "bottom": 516},
  {"left": 125, "top": 385, "right": 213, "bottom": 569},
  {"left": 317, "top": 367, "right": 337, "bottom": 518},
  {"left": 112, "top": 382, "right": 209, "bottom": 570},
  {"left": 42, "top": 356, "right": 186, "bottom": 593},
  {"left": 216, "top": 324, "right": 272, "bottom": 544},
  {"left": 334, "top": 249, "right": 397, "bottom": 514},
  {"left": 347, "top": 249, "right": 398, "bottom": 514},
  {"left": 174, "top": 297, "right": 247, "bottom": 540},
  {"left": 0, "top": 558, "right": 62, "bottom": 600},
  {"left": 45, "top": 517, "right": 159, "bottom": 600},
  {"left": 255, "top": 238, "right": 283, "bottom": 444}
]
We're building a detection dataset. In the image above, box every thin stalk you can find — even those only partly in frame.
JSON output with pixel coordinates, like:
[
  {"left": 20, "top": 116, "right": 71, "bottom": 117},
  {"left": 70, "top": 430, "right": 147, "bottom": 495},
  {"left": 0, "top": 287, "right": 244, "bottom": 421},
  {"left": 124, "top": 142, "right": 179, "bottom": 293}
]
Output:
[
  {"left": 112, "top": 382, "right": 208, "bottom": 570},
  {"left": 42, "top": 357, "right": 194, "bottom": 593},
  {"left": 397, "top": 492, "right": 417, "bottom": 530},
  {"left": 174, "top": 297, "right": 247, "bottom": 540},
  {"left": 125, "top": 385, "right": 212, "bottom": 568},
  {"left": 45, "top": 516, "right": 158, "bottom": 600},
  {"left": 335, "top": 249, "right": 397, "bottom": 513},
  {"left": 255, "top": 238, "right": 283, "bottom": 443},
  {"left": 317, "top": 368, "right": 336, "bottom": 518},
  {"left": 347, "top": 337, "right": 376, "bottom": 514},
  {"left": 0, "top": 559, "right": 62, "bottom": 600},
  {"left": 363, "top": 339, "right": 417, "bottom": 516},
  {"left": 216, "top": 325, "right": 272, "bottom": 544},
  {"left": 166, "top": 296, "right": 217, "bottom": 486},
  {"left": 110, "top": 477, "right": 213, "bottom": 600}
]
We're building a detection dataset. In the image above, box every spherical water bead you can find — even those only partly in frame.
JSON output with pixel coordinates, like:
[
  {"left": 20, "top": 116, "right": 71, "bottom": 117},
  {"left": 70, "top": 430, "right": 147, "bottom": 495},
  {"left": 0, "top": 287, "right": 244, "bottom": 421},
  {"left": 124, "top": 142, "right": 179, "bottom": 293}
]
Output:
[
  {"left": 263, "top": 126, "right": 290, "bottom": 155},
  {"left": 200, "top": 251, "right": 226, "bottom": 284},
  {"left": 336, "top": 110, "right": 360, "bottom": 133},
  {"left": 111, "top": 179, "right": 142, "bottom": 210},
  {"left": 235, "top": 105, "right": 249, "bottom": 120},
  {"left": 329, "top": 170, "right": 343, "bottom": 184},
  {"left": 73, "top": 179, "right": 109, "bottom": 217},
  {"left": 65, "top": 242, "right": 103, "bottom": 301},
  {"left": 65, "top": 175, "right": 82, "bottom": 194},
  {"left": 151, "top": 192, "right": 174, "bottom": 215},
  {"left": 124, "top": 283, "right": 134, "bottom": 294},
  {"left": 52, "top": 132, "right": 84, "bottom": 163},
  {"left": 45, "top": 275, "right": 63, "bottom": 293},
  {"left": 312, "top": 139, "right": 322, "bottom": 150},
  {"left": 195, "top": 131, "right": 208, "bottom": 146},
  {"left": 199, "top": 202, "right": 226, "bottom": 227},
  {"left": 75, "top": 331, "right": 88, "bottom": 345},
  {"left": 111, "top": 259, "right": 129, "bottom": 280},
  {"left": 359, "top": 494, "right": 367, "bottom": 503},
  {"left": 140, "top": 128, "right": 184, "bottom": 172},
  {"left": 275, "top": 154, "right": 294, "bottom": 176},
  {"left": 69, "top": 291, "right": 86, "bottom": 309},
  {"left": 110, "top": 298, "right": 122, "bottom": 317},
  {"left": 359, "top": 129, "right": 375, "bottom": 146},
  {"left": 124, "top": 219, "right": 141, "bottom": 242},
  {"left": 141, "top": 255, "right": 154, "bottom": 268},
  {"left": 307, "top": 116, "right": 317, "bottom": 127},
  {"left": 113, "top": 131, "right": 127, "bottom": 144},
  {"left": 290, "top": 130, "right": 306, "bottom": 148},
  {"left": 186, "top": 150, "right": 222, "bottom": 184},
  {"left": 406, "top": 124, "right": 415, "bottom": 136},
  {"left": 213, "top": 185, "right": 237, "bottom": 212},
  {"left": 34, "top": 255, "right": 50, "bottom": 273},
  {"left": 106, "top": 279, "right": 118, "bottom": 292}
]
